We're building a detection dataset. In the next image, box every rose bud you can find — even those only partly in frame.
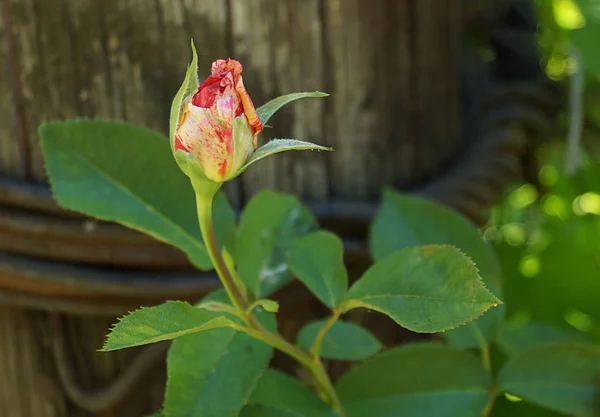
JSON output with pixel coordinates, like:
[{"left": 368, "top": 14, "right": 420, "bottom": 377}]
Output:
[
  {"left": 173, "top": 58, "right": 263, "bottom": 183},
  {"left": 170, "top": 42, "right": 331, "bottom": 194}
]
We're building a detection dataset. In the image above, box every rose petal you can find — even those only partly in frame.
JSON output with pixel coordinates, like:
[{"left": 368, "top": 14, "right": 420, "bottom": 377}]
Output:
[
  {"left": 235, "top": 75, "right": 263, "bottom": 141},
  {"left": 177, "top": 104, "right": 233, "bottom": 181}
]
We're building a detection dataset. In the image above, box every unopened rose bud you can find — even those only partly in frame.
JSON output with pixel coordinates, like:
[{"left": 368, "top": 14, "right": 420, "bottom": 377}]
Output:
[
  {"left": 170, "top": 42, "right": 330, "bottom": 194},
  {"left": 174, "top": 59, "right": 263, "bottom": 183}
]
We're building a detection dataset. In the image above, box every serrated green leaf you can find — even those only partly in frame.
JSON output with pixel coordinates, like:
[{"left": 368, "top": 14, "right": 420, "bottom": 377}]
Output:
[
  {"left": 169, "top": 39, "right": 199, "bottom": 146},
  {"left": 370, "top": 191, "right": 501, "bottom": 285},
  {"left": 288, "top": 231, "right": 347, "bottom": 308},
  {"left": 342, "top": 245, "right": 501, "bottom": 333},
  {"left": 497, "top": 321, "right": 591, "bottom": 356},
  {"left": 235, "top": 190, "right": 317, "bottom": 297},
  {"left": 164, "top": 291, "right": 275, "bottom": 417},
  {"left": 240, "top": 139, "right": 331, "bottom": 173},
  {"left": 239, "top": 370, "right": 333, "bottom": 417},
  {"left": 164, "top": 330, "right": 272, "bottom": 417},
  {"left": 296, "top": 320, "right": 382, "bottom": 360},
  {"left": 499, "top": 343, "right": 600, "bottom": 417},
  {"left": 370, "top": 190, "right": 504, "bottom": 346},
  {"left": 102, "top": 301, "right": 233, "bottom": 351},
  {"left": 39, "top": 119, "right": 235, "bottom": 271},
  {"left": 337, "top": 342, "right": 492, "bottom": 417},
  {"left": 256, "top": 92, "right": 328, "bottom": 125}
]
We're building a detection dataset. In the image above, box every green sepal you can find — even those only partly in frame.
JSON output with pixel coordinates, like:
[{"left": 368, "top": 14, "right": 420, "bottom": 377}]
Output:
[
  {"left": 173, "top": 150, "right": 207, "bottom": 181},
  {"left": 238, "top": 139, "right": 332, "bottom": 175},
  {"left": 169, "top": 39, "right": 199, "bottom": 150},
  {"left": 256, "top": 92, "right": 328, "bottom": 125}
]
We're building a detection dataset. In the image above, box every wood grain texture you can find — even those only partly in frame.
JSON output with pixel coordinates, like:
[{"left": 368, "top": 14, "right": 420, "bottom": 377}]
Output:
[
  {"left": 0, "top": 0, "right": 28, "bottom": 179},
  {"left": 0, "top": 307, "right": 62, "bottom": 417},
  {"left": 230, "top": 0, "right": 329, "bottom": 200},
  {"left": 321, "top": 0, "right": 463, "bottom": 198},
  {"left": 0, "top": 305, "right": 166, "bottom": 417},
  {"left": 0, "top": 0, "right": 467, "bottom": 199}
]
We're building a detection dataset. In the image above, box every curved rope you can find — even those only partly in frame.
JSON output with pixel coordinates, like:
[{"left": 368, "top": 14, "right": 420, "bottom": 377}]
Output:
[
  {"left": 418, "top": 0, "right": 561, "bottom": 225},
  {"left": 48, "top": 313, "right": 169, "bottom": 412}
]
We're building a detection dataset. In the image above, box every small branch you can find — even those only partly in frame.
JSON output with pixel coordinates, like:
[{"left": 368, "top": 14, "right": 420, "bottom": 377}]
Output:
[
  {"left": 311, "top": 359, "right": 347, "bottom": 417},
  {"left": 194, "top": 190, "right": 346, "bottom": 416},
  {"left": 310, "top": 308, "right": 341, "bottom": 358},
  {"left": 243, "top": 323, "right": 346, "bottom": 417},
  {"left": 49, "top": 313, "right": 169, "bottom": 412}
]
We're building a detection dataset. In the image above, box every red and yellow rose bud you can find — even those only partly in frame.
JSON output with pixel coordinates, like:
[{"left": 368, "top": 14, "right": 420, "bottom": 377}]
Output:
[
  {"left": 170, "top": 42, "right": 330, "bottom": 196},
  {"left": 173, "top": 59, "right": 263, "bottom": 183}
]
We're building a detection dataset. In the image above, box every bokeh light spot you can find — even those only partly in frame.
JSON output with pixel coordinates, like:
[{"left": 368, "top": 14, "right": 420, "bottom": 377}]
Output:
[
  {"left": 501, "top": 223, "right": 526, "bottom": 246},
  {"left": 564, "top": 308, "right": 595, "bottom": 332},
  {"left": 509, "top": 184, "right": 539, "bottom": 209},
  {"left": 542, "top": 194, "right": 569, "bottom": 218},
  {"left": 519, "top": 255, "right": 541, "bottom": 278},
  {"left": 553, "top": 0, "right": 585, "bottom": 29},
  {"left": 574, "top": 192, "right": 600, "bottom": 215}
]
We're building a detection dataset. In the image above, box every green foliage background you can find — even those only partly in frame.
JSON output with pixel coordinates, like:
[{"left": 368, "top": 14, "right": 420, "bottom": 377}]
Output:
[
  {"left": 491, "top": 0, "right": 600, "bottom": 340},
  {"left": 485, "top": 1, "right": 600, "bottom": 413}
]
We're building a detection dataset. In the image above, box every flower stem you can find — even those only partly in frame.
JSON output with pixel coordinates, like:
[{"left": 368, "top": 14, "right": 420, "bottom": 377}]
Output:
[
  {"left": 311, "top": 360, "right": 346, "bottom": 417},
  {"left": 194, "top": 190, "right": 346, "bottom": 416},
  {"left": 195, "top": 192, "right": 248, "bottom": 315},
  {"left": 244, "top": 325, "right": 346, "bottom": 416}
]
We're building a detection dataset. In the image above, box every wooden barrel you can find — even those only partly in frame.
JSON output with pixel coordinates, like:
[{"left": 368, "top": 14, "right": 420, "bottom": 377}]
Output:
[{"left": 0, "top": 1, "right": 555, "bottom": 416}]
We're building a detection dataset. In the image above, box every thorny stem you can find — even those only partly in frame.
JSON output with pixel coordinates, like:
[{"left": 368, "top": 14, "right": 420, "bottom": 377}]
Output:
[{"left": 195, "top": 190, "right": 346, "bottom": 417}]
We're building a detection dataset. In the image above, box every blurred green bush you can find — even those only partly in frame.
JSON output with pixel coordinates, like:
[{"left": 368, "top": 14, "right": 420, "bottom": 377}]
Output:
[{"left": 488, "top": 0, "right": 600, "bottom": 345}]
